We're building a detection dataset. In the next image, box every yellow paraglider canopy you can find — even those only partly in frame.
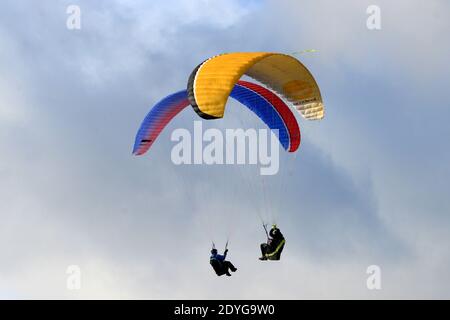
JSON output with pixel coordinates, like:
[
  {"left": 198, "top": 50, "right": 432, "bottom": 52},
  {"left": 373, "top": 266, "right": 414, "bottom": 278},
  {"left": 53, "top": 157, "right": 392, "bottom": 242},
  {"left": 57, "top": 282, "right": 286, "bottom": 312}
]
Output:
[{"left": 187, "top": 52, "right": 324, "bottom": 120}]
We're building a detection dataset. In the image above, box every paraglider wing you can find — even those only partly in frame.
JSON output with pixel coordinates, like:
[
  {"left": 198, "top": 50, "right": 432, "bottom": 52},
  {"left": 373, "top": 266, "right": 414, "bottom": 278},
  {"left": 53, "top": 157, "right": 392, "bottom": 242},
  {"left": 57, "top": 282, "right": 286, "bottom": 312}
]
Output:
[
  {"left": 132, "top": 90, "right": 190, "bottom": 155},
  {"left": 187, "top": 52, "right": 324, "bottom": 120},
  {"left": 133, "top": 82, "right": 301, "bottom": 155},
  {"left": 232, "top": 81, "right": 300, "bottom": 152}
]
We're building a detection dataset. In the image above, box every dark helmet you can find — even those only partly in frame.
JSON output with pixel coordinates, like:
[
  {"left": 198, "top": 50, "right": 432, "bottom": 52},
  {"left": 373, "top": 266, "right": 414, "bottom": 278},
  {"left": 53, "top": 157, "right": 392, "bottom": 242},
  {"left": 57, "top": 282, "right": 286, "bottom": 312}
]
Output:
[{"left": 211, "top": 248, "right": 218, "bottom": 255}]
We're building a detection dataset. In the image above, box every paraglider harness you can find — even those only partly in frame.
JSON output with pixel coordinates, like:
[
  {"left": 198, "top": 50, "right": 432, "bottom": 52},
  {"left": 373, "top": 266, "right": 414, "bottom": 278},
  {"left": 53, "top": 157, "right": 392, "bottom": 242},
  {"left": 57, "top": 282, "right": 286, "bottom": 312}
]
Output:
[
  {"left": 262, "top": 224, "right": 285, "bottom": 260},
  {"left": 210, "top": 241, "right": 228, "bottom": 276}
]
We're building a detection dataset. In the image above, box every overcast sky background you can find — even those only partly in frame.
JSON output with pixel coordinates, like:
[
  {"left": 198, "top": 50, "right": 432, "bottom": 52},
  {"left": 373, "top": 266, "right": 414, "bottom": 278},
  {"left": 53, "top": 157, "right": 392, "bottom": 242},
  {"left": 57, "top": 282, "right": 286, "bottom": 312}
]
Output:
[{"left": 0, "top": 0, "right": 449, "bottom": 299}]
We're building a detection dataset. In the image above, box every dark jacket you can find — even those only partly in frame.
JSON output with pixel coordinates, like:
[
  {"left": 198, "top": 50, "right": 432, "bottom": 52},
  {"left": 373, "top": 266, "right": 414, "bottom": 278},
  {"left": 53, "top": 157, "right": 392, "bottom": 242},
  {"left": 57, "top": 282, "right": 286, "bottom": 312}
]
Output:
[
  {"left": 269, "top": 228, "right": 284, "bottom": 242},
  {"left": 266, "top": 228, "right": 285, "bottom": 260},
  {"left": 210, "top": 251, "right": 226, "bottom": 262},
  {"left": 210, "top": 250, "right": 228, "bottom": 275}
]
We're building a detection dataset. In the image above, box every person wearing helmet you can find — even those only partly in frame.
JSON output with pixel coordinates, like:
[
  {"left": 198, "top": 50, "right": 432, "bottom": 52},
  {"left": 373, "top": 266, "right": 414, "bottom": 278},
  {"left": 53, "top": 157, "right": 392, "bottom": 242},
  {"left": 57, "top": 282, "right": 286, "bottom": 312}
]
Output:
[
  {"left": 210, "top": 247, "right": 237, "bottom": 277},
  {"left": 259, "top": 225, "right": 285, "bottom": 261}
]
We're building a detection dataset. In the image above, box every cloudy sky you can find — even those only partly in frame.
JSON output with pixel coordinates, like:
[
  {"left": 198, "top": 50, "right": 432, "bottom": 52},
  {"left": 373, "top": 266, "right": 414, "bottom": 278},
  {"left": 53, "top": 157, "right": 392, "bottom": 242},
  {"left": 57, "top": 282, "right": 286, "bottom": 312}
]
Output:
[{"left": 0, "top": 0, "right": 449, "bottom": 299}]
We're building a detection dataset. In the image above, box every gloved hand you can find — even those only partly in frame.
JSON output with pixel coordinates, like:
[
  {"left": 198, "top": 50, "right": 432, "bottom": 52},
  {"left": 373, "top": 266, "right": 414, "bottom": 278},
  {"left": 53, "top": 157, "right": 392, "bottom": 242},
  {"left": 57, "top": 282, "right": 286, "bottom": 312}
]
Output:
[{"left": 225, "top": 249, "right": 228, "bottom": 253}]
